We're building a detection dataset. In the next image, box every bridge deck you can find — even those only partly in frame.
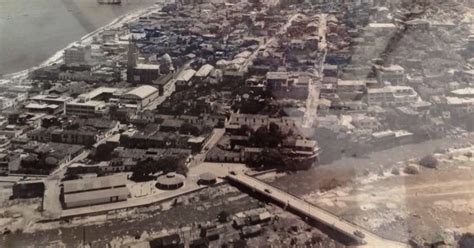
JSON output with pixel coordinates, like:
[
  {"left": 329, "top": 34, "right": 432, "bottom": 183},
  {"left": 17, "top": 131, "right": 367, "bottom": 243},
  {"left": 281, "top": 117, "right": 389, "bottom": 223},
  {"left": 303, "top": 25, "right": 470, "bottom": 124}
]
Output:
[{"left": 227, "top": 173, "right": 407, "bottom": 248}]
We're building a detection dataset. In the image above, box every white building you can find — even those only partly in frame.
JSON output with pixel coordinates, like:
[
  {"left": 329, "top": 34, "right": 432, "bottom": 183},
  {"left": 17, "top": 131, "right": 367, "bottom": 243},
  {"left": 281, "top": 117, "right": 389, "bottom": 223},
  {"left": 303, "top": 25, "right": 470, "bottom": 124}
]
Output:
[
  {"left": 451, "top": 87, "right": 474, "bottom": 98},
  {"left": 30, "top": 95, "right": 73, "bottom": 105},
  {"left": 195, "top": 64, "right": 215, "bottom": 80},
  {"left": 351, "top": 114, "right": 380, "bottom": 131},
  {"left": 226, "top": 113, "right": 302, "bottom": 131},
  {"left": 65, "top": 87, "right": 119, "bottom": 116},
  {"left": 64, "top": 45, "right": 91, "bottom": 65},
  {"left": 120, "top": 85, "right": 159, "bottom": 109},
  {"left": 62, "top": 174, "right": 129, "bottom": 209},
  {"left": 176, "top": 69, "right": 196, "bottom": 85},
  {"left": 0, "top": 96, "right": 15, "bottom": 110},
  {"left": 65, "top": 100, "right": 107, "bottom": 117},
  {"left": 374, "top": 64, "right": 406, "bottom": 85},
  {"left": 444, "top": 96, "right": 474, "bottom": 115},
  {"left": 367, "top": 86, "right": 420, "bottom": 107}
]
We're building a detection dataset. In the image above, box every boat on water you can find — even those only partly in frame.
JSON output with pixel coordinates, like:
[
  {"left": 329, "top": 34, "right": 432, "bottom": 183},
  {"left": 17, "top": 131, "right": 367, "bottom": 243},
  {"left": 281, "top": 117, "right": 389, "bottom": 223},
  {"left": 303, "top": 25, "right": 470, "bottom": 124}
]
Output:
[{"left": 97, "top": 0, "right": 122, "bottom": 4}]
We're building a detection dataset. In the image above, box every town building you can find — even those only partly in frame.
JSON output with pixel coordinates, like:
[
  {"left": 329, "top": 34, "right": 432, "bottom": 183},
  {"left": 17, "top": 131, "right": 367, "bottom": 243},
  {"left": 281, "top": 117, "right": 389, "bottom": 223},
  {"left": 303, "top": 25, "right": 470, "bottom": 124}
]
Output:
[
  {"left": 49, "top": 119, "right": 119, "bottom": 147},
  {"left": 120, "top": 85, "right": 160, "bottom": 109},
  {"left": 367, "top": 86, "right": 420, "bottom": 106},
  {"left": 351, "top": 114, "right": 381, "bottom": 131},
  {"left": 64, "top": 45, "right": 91, "bottom": 65},
  {"left": 226, "top": 113, "right": 302, "bottom": 132},
  {"left": 65, "top": 87, "right": 119, "bottom": 117},
  {"left": 127, "top": 64, "right": 161, "bottom": 84},
  {"left": 65, "top": 99, "right": 107, "bottom": 117},
  {"left": 175, "top": 69, "right": 196, "bottom": 90},
  {"left": 32, "top": 95, "right": 73, "bottom": 107},
  {"left": 194, "top": 64, "right": 215, "bottom": 83},
  {"left": 374, "top": 64, "right": 406, "bottom": 85},
  {"left": 443, "top": 96, "right": 474, "bottom": 116},
  {"left": 154, "top": 76, "right": 175, "bottom": 96},
  {"left": 266, "top": 71, "right": 289, "bottom": 90},
  {"left": 450, "top": 87, "right": 474, "bottom": 98},
  {"left": 12, "top": 180, "right": 45, "bottom": 199},
  {"left": 337, "top": 80, "right": 367, "bottom": 100},
  {"left": 61, "top": 174, "right": 129, "bottom": 209},
  {"left": 372, "top": 130, "right": 415, "bottom": 148},
  {"left": 0, "top": 153, "right": 8, "bottom": 175}
]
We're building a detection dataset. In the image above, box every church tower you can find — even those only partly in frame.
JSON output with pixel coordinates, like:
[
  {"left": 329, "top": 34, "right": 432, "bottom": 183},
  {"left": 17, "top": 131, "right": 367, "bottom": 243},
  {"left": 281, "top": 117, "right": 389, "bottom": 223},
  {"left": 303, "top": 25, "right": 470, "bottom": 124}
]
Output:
[
  {"left": 127, "top": 38, "right": 138, "bottom": 69},
  {"left": 127, "top": 37, "right": 138, "bottom": 83}
]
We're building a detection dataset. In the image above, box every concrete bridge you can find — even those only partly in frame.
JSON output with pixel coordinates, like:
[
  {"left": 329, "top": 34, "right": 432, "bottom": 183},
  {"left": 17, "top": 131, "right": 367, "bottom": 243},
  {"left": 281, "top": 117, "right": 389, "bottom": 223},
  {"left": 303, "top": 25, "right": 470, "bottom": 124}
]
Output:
[{"left": 227, "top": 172, "right": 408, "bottom": 248}]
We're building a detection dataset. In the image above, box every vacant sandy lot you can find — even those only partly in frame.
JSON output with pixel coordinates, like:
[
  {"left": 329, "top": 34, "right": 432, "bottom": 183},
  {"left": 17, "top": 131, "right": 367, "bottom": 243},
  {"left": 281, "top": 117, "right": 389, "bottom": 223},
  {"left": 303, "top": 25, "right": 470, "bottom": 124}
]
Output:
[{"left": 268, "top": 137, "right": 474, "bottom": 245}]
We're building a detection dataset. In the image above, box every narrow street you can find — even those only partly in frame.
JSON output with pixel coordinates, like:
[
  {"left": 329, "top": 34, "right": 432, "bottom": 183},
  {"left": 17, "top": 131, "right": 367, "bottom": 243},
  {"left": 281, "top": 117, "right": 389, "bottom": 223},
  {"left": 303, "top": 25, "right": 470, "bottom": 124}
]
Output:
[
  {"left": 303, "top": 14, "right": 327, "bottom": 128},
  {"left": 142, "top": 60, "right": 194, "bottom": 111},
  {"left": 239, "top": 13, "right": 303, "bottom": 73}
]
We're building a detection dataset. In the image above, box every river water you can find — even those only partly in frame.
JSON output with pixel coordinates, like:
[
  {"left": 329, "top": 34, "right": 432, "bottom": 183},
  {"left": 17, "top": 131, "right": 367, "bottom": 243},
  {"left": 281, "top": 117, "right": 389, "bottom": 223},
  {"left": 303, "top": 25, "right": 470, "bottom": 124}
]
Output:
[{"left": 0, "top": 0, "right": 157, "bottom": 75}]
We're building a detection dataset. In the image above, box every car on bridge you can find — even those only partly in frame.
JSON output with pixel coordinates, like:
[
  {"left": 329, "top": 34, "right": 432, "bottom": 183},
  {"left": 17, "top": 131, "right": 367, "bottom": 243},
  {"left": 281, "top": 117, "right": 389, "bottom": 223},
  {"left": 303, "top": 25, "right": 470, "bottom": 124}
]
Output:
[{"left": 264, "top": 188, "right": 272, "bottom": 194}]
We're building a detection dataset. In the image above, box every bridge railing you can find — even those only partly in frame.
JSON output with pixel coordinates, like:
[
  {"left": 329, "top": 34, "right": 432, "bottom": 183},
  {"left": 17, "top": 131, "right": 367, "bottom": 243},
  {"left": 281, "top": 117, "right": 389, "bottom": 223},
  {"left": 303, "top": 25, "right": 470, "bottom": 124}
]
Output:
[{"left": 229, "top": 173, "right": 406, "bottom": 244}]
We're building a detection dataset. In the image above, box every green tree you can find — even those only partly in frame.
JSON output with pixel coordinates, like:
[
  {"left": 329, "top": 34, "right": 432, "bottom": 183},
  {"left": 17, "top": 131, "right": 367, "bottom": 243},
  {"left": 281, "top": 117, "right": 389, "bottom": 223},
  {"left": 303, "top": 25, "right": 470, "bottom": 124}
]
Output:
[
  {"left": 217, "top": 210, "right": 230, "bottom": 223},
  {"left": 249, "top": 148, "right": 284, "bottom": 169},
  {"left": 179, "top": 123, "right": 200, "bottom": 136},
  {"left": 239, "top": 124, "right": 253, "bottom": 136},
  {"left": 41, "top": 81, "right": 53, "bottom": 90},
  {"left": 252, "top": 125, "right": 281, "bottom": 148},
  {"left": 92, "top": 143, "right": 116, "bottom": 161},
  {"left": 253, "top": 126, "right": 269, "bottom": 147},
  {"left": 156, "top": 156, "right": 179, "bottom": 174},
  {"left": 269, "top": 122, "right": 280, "bottom": 135},
  {"left": 131, "top": 155, "right": 188, "bottom": 181},
  {"left": 131, "top": 158, "right": 157, "bottom": 182}
]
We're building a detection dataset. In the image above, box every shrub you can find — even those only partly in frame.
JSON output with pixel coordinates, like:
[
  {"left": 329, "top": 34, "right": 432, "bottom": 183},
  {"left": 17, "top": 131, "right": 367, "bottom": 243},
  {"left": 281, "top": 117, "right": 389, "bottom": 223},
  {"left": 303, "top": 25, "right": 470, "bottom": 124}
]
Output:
[
  {"left": 419, "top": 155, "right": 438, "bottom": 168},
  {"left": 404, "top": 164, "right": 420, "bottom": 175},
  {"left": 320, "top": 178, "right": 342, "bottom": 192}
]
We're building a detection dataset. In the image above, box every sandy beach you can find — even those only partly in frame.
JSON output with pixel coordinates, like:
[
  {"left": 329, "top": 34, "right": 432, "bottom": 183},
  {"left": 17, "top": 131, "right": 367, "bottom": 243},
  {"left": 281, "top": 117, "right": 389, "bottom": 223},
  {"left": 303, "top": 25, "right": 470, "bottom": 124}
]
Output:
[{"left": 1, "top": 1, "right": 162, "bottom": 81}]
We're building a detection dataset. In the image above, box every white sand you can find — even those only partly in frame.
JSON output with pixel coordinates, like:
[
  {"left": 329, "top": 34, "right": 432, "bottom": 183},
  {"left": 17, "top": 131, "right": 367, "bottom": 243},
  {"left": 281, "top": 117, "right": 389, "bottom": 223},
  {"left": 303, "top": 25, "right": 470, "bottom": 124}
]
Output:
[{"left": 3, "top": 4, "right": 162, "bottom": 82}]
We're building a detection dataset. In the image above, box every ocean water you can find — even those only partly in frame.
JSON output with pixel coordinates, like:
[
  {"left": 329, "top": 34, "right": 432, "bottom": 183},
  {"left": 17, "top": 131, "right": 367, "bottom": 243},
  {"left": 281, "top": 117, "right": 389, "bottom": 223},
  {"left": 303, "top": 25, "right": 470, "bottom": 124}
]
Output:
[{"left": 0, "top": 0, "right": 157, "bottom": 75}]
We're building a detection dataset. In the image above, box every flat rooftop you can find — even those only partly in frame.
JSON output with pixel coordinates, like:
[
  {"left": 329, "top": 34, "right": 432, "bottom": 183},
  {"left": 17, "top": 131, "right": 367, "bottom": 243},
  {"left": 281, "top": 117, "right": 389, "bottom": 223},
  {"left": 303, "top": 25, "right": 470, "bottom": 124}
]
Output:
[
  {"left": 63, "top": 174, "right": 128, "bottom": 194},
  {"left": 135, "top": 63, "right": 160, "bottom": 70}
]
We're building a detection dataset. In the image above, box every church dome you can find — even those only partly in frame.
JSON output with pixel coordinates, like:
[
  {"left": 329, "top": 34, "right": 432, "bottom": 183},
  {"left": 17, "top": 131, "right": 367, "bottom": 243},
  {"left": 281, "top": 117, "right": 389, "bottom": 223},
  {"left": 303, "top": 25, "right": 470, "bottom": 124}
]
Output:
[{"left": 160, "top": 53, "right": 172, "bottom": 66}]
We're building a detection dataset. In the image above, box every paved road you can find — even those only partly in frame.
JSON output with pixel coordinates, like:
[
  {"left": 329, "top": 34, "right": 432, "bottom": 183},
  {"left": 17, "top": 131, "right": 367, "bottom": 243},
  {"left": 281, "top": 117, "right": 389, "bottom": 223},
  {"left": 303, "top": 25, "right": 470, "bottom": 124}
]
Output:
[
  {"left": 239, "top": 13, "right": 303, "bottom": 73},
  {"left": 48, "top": 150, "right": 90, "bottom": 179},
  {"left": 189, "top": 128, "right": 225, "bottom": 167},
  {"left": 303, "top": 14, "right": 327, "bottom": 128},
  {"left": 142, "top": 60, "right": 193, "bottom": 111},
  {"left": 202, "top": 128, "right": 225, "bottom": 151},
  {"left": 227, "top": 172, "right": 408, "bottom": 248}
]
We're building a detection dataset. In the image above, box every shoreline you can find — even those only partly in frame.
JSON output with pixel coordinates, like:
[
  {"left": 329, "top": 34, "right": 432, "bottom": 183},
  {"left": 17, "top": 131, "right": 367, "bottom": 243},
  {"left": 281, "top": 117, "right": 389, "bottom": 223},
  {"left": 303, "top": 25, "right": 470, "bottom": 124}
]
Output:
[{"left": 3, "top": 3, "right": 162, "bottom": 82}]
